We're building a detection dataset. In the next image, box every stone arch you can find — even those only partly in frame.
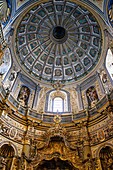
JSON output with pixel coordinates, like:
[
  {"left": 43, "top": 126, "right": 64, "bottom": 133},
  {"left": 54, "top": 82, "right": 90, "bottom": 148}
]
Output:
[
  {"left": 0, "top": 48, "right": 12, "bottom": 77},
  {"left": 95, "top": 143, "right": 113, "bottom": 158},
  {"left": 0, "top": 142, "right": 18, "bottom": 170},
  {"left": 32, "top": 153, "right": 84, "bottom": 170},
  {"left": 35, "top": 157, "right": 79, "bottom": 170},
  {"left": 100, "top": 146, "right": 113, "bottom": 169},
  {"left": 0, "top": 144, "right": 15, "bottom": 157},
  {"left": 30, "top": 127, "right": 84, "bottom": 170},
  {"left": 45, "top": 89, "right": 71, "bottom": 113},
  {"left": 0, "top": 141, "right": 18, "bottom": 156},
  {"left": 105, "top": 48, "right": 113, "bottom": 81}
]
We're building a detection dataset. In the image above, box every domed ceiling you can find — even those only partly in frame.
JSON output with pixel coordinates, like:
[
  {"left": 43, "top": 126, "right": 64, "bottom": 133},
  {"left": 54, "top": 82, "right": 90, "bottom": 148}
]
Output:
[{"left": 15, "top": 1, "right": 102, "bottom": 83}]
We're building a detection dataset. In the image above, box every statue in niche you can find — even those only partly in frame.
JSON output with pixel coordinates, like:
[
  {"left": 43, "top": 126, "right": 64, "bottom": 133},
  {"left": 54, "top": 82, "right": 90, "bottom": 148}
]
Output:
[
  {"left": 86, "top": 86, "right": 99, "bottom": 108},
  {"left": 17, "top": 86, "right": 30, "bottom": 106},
  {"left": 101, "top": 70, "right": 112, "bottom": 94},
  {"left": 9, "top": 72, "right": 15, "bottom": 81},
  {"left": 0, "top": 0, "right": 10, "bottom": 22},
  {"left": 102, "top": 73, "right": 107, "bottom": 83},
  {"left": 108, "top": 3, "right": 113, "bottom": 22},
  {"left": 0, "top": 49, "right": 11, "bottom": 75}
]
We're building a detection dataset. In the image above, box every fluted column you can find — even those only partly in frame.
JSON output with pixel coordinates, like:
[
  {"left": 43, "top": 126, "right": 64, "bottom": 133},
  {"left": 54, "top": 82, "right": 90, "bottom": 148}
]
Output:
[
  {"left": 23, "top": 110, "right": 31, "bottom": 158},
  {"left": 32, "top": 84, "right": 42, "bottom": 110},
  {"left": 76, "top": 85, "right": 84, "bottom": 110}
]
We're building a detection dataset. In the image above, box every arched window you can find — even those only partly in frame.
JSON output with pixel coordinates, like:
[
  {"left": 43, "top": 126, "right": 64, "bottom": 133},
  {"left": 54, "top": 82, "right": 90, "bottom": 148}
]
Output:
[
  {"left": 0, "top": 48, "right": 11, "bottom": 77},
  {"left": 53, "top": 97, "right": 64, "bottom": 112},
  {"left": 46, "top": 90, "right": 71, "bottom": 113},
  {"left": 106, "top": 49, "right": 113, "bottom": 80}
]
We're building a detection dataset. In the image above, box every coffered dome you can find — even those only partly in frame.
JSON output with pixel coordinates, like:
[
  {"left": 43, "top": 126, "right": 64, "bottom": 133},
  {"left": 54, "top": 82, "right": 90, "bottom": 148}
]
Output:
[{"left": 15, "top": 1, "right": 102, "bottom": 84}]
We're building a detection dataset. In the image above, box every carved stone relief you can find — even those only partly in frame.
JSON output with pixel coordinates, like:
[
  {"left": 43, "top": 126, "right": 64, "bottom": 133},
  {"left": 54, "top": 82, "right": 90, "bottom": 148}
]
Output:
[
  {"left": 67, "top": 88, "right": 79, "bottom": 114},
  {"left": 37, "top": 87, "right": 51, "bottom": 113},
  {"left": 100, "top": 69, "right": 113, "bottom": 94}
]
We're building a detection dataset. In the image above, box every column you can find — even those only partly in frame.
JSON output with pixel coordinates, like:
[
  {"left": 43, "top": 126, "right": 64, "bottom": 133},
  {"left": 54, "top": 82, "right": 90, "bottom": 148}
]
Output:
[
  {"left": 32, "top": 84, "right": 42, "bottom": 110},
  {"left": 81, "top": 122, "right": 94, "bottom": 170},
  {"left": 83, "top": 126, "right": 91, "bottom": 161},
  {"left": 10, "top": 157, "right": 18, "bottom": 170},
  {"left": 23, "top": 117, "right": 30, "bottom": 158},
  {"left": 76, "top": 85, "right": 84, "bottom": 110},
  {"left": 23, "top": 138, "right": 30, "bottom": 158}
]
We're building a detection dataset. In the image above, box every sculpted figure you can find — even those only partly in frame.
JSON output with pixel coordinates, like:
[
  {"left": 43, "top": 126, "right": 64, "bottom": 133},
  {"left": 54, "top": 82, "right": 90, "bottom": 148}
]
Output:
[
  {"left": 86, "top": 86, "right": 98, "bottom": 108},
  {"left": 0, "top": 0, "right": 10, "bottom": 22},
  {"left": 17, "top": 86, "right": 30, "bottom": 106},
  {"left": 109, "top": 4, "right": 113, "bottom": 22}
]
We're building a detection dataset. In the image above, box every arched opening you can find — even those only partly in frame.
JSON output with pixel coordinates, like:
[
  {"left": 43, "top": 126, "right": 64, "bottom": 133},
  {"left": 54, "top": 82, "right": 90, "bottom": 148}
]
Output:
[
  {"left": 53, "top": 97, "right": 64, "bottom": 112},
  {"left": 106, "top": 49, "right": 113, "bottom": 80},
  {"left": 0, "top": 48, "right": 12, "bottom": 78},
  {"left": 36, "top": 158, "right": 78, "bottom": 170},
  {"left": 50, "top": 136, "right": 64, "bottom": 142},
  {"left": 99, "top": 146, "right": 113, "bottom": 170},
  {"left": 0, "top": 144, "right": 15, "bottom": 170},
  {"left": 46, "top": 90, "right": 70, "bottom": 113}
]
